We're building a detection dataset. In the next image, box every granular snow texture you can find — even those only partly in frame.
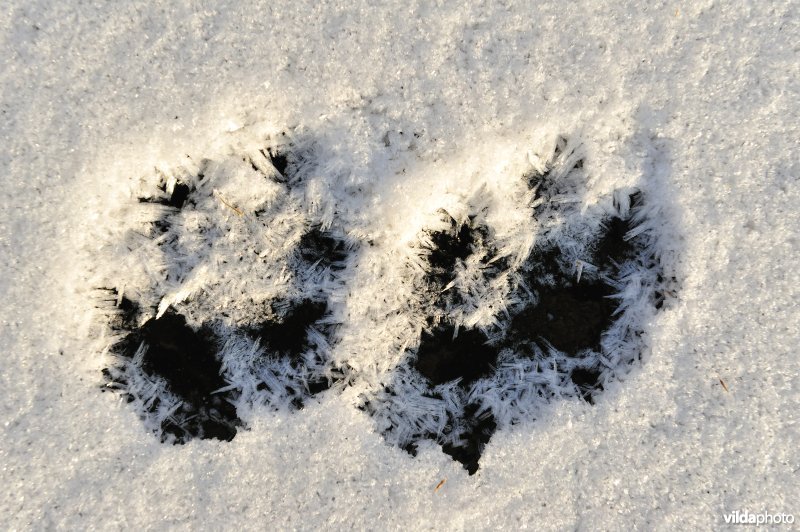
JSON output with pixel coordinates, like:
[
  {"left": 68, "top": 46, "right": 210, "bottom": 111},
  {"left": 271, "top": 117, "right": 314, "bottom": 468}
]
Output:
[{"left": 1, "top": 1, "right": 798, "bottom": 530}]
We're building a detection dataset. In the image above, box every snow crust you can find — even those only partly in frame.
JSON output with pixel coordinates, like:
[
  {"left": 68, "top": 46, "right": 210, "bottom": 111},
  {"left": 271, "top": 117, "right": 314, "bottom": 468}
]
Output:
[{"left": 1, "top": 1, "right": 798, "bottom": 529}]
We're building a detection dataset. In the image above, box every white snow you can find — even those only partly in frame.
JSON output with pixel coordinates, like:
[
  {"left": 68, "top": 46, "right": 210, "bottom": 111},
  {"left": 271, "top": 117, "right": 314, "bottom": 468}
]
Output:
[{"left": 1, "top": 1, "right": 798, "bottom": 529}]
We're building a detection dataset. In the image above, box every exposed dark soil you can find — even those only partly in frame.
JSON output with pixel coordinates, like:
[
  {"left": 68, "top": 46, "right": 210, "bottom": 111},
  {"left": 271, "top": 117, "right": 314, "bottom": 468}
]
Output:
[
  {"left": 105, "top": 139, "right": 671, "bottom": 478},
  {"left": 380, "top": 187, "right": 660, "bottom": 475},
  {"left": 594, "top": 216, "right": 635, "bottom": 267},
  {"left": 442, "top": 404, "right": 497, "bottom": 475},
  {"left": 250, "top": 299, "right": 328, "bottom": 359},
  {"left": 413, "top": 324, "right": 498, "bottom": 387},
  {"left": 570, "top": 367, "right": 603, "bottom": 404},
  {"left": 267, "top": 148, "right": 288, "bottom": 177},
  {"left": 507, "top": 280, "right": 617, "bottom": 355},
  {"left": 426, "top": 218, "right": 476, "bottom": 283},
  {"left": 103, "top": 205, "right": 352, "bottom": 441},
  {"left": 109, "top": 309, "right": 241, "bottom": 443},
  {"left": 138, "top": 181, "right": 192, "bottom": 209},
  {"left": 298, "top": 226, "right": 349, "bottom": 270}
]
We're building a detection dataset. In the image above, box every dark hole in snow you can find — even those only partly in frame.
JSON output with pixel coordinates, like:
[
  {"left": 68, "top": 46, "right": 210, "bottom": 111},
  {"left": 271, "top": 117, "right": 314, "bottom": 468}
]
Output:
[
  {"left": 248, "top": 227, "right": 351, "bottom": 407},
  {"left": 423, "top": 214, "right": 481, "bottom": 290},
  {"left": 103, "top": 142, "right": 357, "bottom": 444},
  {"left": 385, "top": 218, "right": 505, "bottom": 474},
  {"left": 413, "top": 324, "right": 498, "bottom": 387},
  {"left": 108, "top": 309, "right": 241, "bottom": 443},
  {"left": 428, "top": 221, "right": 475, "bottom": 270},
  {"left": 250, "top": 299, "right": 328, "bottom": 359},
  {"left": 168, "top": 183, "right": 191, "bottom": 209},
  {"left": 441, "top": 404, "right": 497, "bottom": 475},
  {"left": 100, "top": 289, "right": 140, "bottom": 332},
  {"left": 134, "top": 313, "right": 221, "bottom": 400},
  {"left": 508, "top": 280, "right": 617, "bottom": 355},
  {"left": 421, "top": 215, "right": 504, "bottom": 317},
  {"left": 138, "top": 182, "right": 192, "bottom": 209},
  {"left": 570, "top": 367, "right": 603, "bottom": 404},
  {"left": 268, "top": 148, "right": 289, "bottom": 177},
  {"left": 254, "top": 140, "right": 295, "bottom": 184},
  {"left": 370, "top": 180, "right": 666, "bottom": 474},
  {"left": 298, "top": 226, "right": 349, "bottom": 270},
  {"left": 116, "top": 296, "right": 139, "bottom": 327},
  {"left": 594, "top": 216, "right": 636, "bottom": 266},
  {"left": 307, "top": 376, "right": 333, "bottom": 395}
]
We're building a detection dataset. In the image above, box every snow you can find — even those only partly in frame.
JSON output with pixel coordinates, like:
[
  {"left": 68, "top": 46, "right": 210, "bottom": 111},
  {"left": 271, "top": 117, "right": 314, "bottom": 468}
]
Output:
[{"left": 1, "top": 0, "right": 798, "bottom": 529}]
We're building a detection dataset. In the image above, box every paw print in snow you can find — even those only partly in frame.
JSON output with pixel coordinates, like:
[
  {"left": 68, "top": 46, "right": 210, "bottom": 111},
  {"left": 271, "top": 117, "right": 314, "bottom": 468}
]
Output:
[
  {"left": 97, "top": 131, "right": 677, "bottom": 475},
  {"left": 100, "top": 132, "right": 353, "bottom": 442},
  {"left": 360, "top": 136, "right": 676, "bottom": 473}
]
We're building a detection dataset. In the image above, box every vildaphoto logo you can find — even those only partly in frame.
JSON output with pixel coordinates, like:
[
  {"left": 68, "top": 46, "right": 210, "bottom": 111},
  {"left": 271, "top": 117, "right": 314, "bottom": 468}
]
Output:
[{"left": 723, "top": 510, "right": 795, "bottom": 526}]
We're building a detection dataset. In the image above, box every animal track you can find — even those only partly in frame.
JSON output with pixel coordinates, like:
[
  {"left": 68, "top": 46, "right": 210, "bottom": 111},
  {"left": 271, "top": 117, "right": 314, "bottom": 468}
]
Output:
[
  {"left": 98, "top": 132, "right": 676, "bottom": 474},
  {"left": 361, "top": 136, "right": 674, "bottom": 473},
  {"left": 100, "top": 133, "right": 352, "bottom": 442},
  {"left": 102, "top": 296, "right": 238, "bottom": 441}
]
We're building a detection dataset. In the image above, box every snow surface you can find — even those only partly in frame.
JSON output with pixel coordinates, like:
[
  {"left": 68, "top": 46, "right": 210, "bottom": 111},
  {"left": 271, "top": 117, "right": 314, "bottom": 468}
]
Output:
[{"left": 1, "top": 1, "right": 798, "bottom": 529}]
